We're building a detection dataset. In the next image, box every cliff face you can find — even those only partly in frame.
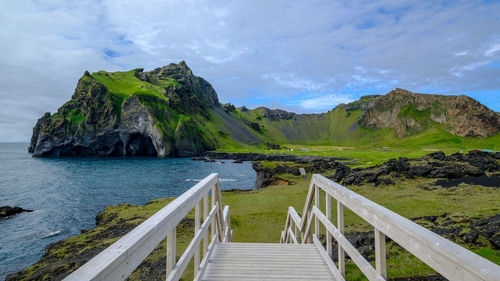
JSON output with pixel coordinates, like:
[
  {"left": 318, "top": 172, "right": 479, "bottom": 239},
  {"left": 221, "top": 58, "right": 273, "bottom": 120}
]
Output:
[
  {"left": 359, "top": 88, "right": 500, "bottom": 138},
  {"left": 29, "top": 64, "right": 500, "bottom": 158},
  {"left": 29, "top": 62, "right": 225, "bottom": 157}
]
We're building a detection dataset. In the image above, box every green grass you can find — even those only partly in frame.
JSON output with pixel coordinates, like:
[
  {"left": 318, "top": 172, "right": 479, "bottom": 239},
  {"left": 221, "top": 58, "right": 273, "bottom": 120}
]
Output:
[
  {"left": 473, "top": 248, "right": 500, "bottom": 264},
  {"left": 91, "top": 70, "right": 167, "bottom": 101},
  {"left": 165, "top": 78, "right": 181, "bottom": 87},
  {"left": 65, "top": 109, "right": 87, "bottom": 124},
  {"left": 215, "top": 127, "right": 500, "bottom": 167}
]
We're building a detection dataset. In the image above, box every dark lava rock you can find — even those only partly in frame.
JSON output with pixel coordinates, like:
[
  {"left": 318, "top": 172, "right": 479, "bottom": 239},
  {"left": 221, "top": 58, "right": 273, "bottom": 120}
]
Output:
[
  {"left": 411, "top": 213, "right": 500, "bottom": 250},
  {"left": 0, "top": 206, "right": 33, "bottom": 218},
  {"left": 339, "top": 151, "right": 498, "bottom": 186},
  {"left": 426, "top": 151, "right": 446, "bottom": 161},
  {"left": 332, "top": 165, "right": 351, "bottom": 182},
  {"left": 265, "top": 142, "right": 280, "bottom": 150},
  {"left": 223, "top": 103, "right": 236, "bottom": 113},
  {"left": 464, "top": 150, "right": 499, "bottom": 171},
  {"left": 203, "top": 152, "right": 349, "bottom": 162},
  {"left": 261, "top": 108, "right": 295, "bottom": 121},
  {"left": 252, "top": 160, "right": 347, "bottom": 189},
  {"left": 244, "top": 120, "right": 260, "bottom": 131},
  {"left": 489, "top": 236, "right": 500, "bottom": 249}
]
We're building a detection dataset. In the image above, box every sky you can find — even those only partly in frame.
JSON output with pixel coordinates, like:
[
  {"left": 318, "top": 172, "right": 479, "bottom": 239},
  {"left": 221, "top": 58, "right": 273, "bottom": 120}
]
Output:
[{"left": 1, "top": 0, "right": 500, "bottom": 142}]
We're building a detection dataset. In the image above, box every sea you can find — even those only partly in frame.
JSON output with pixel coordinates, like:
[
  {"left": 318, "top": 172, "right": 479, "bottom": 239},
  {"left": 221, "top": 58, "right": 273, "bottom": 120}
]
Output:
[{"left": 0, "top": 143, "right": 256, "bottom": 280}]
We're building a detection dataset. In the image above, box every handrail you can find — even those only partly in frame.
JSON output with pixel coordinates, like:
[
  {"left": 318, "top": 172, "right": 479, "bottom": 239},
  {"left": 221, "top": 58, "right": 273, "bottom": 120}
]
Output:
[
  {"left": 281, "top": 174, "right": 500, "bottom": 281},
  {"left": 64, "top": 173, "right": 233, "bottom": 281}
]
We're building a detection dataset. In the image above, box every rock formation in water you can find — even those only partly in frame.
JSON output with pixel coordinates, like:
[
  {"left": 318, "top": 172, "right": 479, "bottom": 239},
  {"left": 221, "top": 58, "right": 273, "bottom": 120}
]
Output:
[
  {"left": 0, "top": 206, "right": 33, "bottom": 219},
  {"left": 29, "top": 62, "right": 500, "bottom": 157}
]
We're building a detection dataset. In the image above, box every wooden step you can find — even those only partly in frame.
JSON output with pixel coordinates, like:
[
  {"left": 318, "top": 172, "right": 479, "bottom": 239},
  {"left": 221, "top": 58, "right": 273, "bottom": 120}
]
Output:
[{"left": 201, "top": 243, "right": 338, "bottom": 280}]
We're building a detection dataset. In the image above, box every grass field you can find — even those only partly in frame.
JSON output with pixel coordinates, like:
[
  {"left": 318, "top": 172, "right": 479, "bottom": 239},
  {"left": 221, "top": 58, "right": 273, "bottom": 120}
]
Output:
[
  {"left": 91, "top": 70, "right": 168, "bottom": 101},
  {"left": 215, "top": 128, "right": 500, "bottom": 167}
]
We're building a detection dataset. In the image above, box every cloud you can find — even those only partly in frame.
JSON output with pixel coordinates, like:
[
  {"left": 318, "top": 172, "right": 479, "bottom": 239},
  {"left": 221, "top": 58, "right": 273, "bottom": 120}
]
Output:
[
  {"left": 485, "top": 43, "right": 500, "bottom": 56},
  {"left": 204, "top": 47, "right": 250, "bottom": 64},
  {"left": 261, "top": 73, "right": 332, "bottom": 91},
  {"left": 1, "top": 0, "right": 500, "bottom": 142},
  {"left": 454, "top": 51, "right": 468, "bottom": 56},
  {"left": 298, "top": 94, "right": 354, "bottom": 110}
]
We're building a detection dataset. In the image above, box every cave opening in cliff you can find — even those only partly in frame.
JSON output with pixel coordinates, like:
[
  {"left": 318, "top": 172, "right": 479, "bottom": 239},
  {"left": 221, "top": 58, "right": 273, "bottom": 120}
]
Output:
[{"left": 125, "top": 133, "right": 157, "bottom": 156}]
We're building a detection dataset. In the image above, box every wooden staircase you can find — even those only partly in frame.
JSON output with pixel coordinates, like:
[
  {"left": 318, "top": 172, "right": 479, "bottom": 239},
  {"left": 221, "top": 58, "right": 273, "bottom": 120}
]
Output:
[{"left": 64, "top": 173, "right": 500, "bottom": 281}]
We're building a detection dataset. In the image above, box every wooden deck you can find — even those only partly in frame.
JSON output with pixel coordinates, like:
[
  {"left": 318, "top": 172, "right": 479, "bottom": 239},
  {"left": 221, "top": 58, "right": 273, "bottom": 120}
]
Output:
[{"left": 202, "top": 243, "right": 338, "bottom": 281}]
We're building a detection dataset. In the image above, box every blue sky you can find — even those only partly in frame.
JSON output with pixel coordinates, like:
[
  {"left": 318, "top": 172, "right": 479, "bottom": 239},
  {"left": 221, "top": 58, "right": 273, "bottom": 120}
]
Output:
[{"left": 1, "top": 0, "right": 500, "bottom": 142}]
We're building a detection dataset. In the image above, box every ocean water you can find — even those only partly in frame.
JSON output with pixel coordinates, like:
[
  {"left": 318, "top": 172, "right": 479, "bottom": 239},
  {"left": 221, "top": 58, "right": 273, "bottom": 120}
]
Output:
[{"left": 0, "top": 143, "right": 255, "bottom": 280}]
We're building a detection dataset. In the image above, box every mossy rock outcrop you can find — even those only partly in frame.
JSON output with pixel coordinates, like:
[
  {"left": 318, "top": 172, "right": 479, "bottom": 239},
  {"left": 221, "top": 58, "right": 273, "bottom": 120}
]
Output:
[{"left": 29, "top": 62, "right": 233, "bottom": 157}]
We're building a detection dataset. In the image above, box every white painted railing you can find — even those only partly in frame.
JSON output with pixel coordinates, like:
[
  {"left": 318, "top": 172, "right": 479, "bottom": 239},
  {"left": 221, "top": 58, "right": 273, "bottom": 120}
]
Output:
[
  {"left": 281, "top": 174, "right": 500, "bottom": 281},
  {"left": 64, "top": 173, "right": 232, "bottom": 281}
]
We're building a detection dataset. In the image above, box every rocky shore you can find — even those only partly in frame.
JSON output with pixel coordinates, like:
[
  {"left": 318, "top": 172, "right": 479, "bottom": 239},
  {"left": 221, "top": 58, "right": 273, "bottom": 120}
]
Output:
[
  {"left": 6, "top": 199, "right": 179, "bottom": 281},
  {"left": 200, "top": 151, "right": 350, "bottom": 162}
]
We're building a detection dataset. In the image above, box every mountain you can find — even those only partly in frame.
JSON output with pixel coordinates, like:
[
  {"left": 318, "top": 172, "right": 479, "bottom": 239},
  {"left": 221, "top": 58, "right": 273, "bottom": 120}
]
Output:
[
  {"left": 360, "top": 89, "right": 500, "bottom": 138},
  {"left": 28, "top": 62, "right": 500, "bottom": 157}
]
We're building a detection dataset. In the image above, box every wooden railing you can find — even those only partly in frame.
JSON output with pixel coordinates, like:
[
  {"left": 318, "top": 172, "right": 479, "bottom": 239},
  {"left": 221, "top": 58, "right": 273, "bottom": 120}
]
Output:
[
  {"left": 281, "top": 174, "right": 500, "bottom": 281},
  {"left": 64, "top": 173, "right": 233, "bottom": 281}
]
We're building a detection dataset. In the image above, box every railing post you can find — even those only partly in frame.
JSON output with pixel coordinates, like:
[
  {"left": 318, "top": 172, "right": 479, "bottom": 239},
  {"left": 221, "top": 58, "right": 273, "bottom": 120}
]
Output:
[
  {"left": 203, "top": 193, "right": 209, "bottom": 255},
  {"left": 294, "top": 224, "right": 299, "bottom": 243},
  {"left": 211, "top": 185, "right": 216, "bottom": 240},
  {"left": 375, "top": 228, "right": 387, "bottom": 279},
  {"left": 215, "top": 182, "right": 224, "bottom": 242},
  {"left": 166, "top": 227, "right": 176, "bottom": 277},
  {"left": 194, "top": 202, "right": 201, "bottom": 277},
  {"left": 314, "top": 184, "right": 320, "bottom": 237},
  {"left": 337, "top": 202, "right": 345, "bottom": 276},
  {"left": 226, "top": 207, "right": 232, "bottom": 242},
  {"left": 326, "top": 194, "right": 332, "bottom": 257}
]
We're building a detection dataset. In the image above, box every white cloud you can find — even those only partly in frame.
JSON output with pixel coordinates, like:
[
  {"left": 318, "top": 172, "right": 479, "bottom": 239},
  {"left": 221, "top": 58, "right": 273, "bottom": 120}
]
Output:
[
  {"left": 454, "top": 50, "right": 468, "bottom": 56},
  {"left": 299, "top": 94, "right": 353, "bottom": 110},
  {"left": 485, "top": 43, "right": 500, "bottom": 56},
  {"left": 462, "top": 61, "right": 491, "bottom": 71},
  {"left": 204, "top": 48, "right": 250, "bottom": 64},
  {"left": 262, "top": 73, "right": 330, "bottom": 91}
]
